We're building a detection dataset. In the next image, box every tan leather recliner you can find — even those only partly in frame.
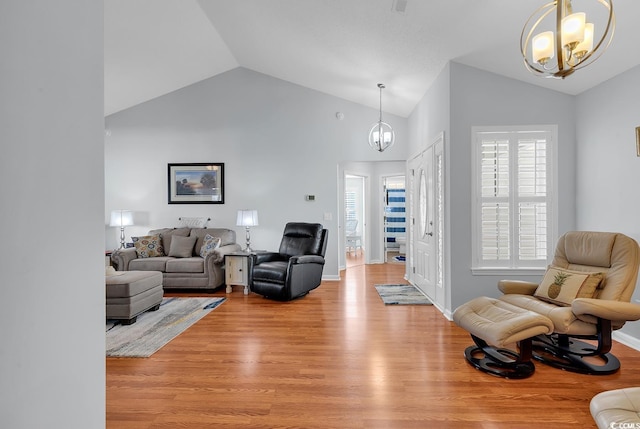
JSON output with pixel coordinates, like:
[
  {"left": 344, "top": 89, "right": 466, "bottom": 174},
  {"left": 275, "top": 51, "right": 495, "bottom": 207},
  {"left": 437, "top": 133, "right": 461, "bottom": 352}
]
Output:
[{"left": 499, "top": 231, "right": 640, "bottom": 374}]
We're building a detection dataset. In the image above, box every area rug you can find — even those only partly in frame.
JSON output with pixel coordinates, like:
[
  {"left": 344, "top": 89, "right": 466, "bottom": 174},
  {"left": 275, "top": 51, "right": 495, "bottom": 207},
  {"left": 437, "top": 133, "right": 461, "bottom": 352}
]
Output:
[
  {"left": 374, "top": 284, "right": 432, "bottom": 305},
  {"left": 106, "top": 297, "right": 225, "bottom": 357}
]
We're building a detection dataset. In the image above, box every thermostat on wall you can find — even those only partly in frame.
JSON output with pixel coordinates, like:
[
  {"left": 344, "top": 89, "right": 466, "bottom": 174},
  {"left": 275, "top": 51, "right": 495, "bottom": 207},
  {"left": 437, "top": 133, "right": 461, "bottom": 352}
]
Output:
[{"left": 305, "top": 195, "right": 315, "bottom": 201}]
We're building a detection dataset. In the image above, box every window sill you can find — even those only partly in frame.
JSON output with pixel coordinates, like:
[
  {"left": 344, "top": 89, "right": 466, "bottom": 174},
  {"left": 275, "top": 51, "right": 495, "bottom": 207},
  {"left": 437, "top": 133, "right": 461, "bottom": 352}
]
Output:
[{"left": 471, "top": 267, "right": 545, "bottom": 276}]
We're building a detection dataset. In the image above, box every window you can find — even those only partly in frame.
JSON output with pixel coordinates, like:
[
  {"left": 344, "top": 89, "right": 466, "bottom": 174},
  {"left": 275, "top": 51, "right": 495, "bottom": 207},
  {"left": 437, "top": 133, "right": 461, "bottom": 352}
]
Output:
[{"left": 471, "top": 125, "right": 557, "bottom": 273}]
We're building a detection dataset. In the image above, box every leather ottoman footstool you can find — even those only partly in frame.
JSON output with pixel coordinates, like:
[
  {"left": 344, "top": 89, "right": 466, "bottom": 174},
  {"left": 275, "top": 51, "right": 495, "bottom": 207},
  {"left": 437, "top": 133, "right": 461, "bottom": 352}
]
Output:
[
  {"left": 591, "top": 387, "right": 640, "bottom": 429},
  {"left": 106, "top": 271, "right": 164, "bottom": 325},
  {"left": 453, "top": 296, "right": 554, "bottom": 379}
]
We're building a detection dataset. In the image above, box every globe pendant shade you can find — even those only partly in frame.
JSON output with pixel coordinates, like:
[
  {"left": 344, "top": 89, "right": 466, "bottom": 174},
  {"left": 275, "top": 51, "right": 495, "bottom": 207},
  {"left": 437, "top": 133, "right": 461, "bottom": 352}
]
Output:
[{"left": 368, "top": 121, "right": 395, "bottom": 152}]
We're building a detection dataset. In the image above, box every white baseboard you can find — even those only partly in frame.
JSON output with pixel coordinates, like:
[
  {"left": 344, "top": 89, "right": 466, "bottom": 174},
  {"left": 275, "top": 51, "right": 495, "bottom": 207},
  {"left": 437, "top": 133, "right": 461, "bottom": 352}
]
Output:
[
  {"left": 613, "top": 330, "right": 640, "bottom": 352},
  {"left": 322, "top": 274, "right": 341, "bottom": 281}
]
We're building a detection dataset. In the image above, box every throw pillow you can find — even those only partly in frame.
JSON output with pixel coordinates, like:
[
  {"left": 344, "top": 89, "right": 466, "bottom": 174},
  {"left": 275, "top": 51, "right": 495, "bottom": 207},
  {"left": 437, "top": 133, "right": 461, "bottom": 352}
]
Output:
[
  {"left": 534, "top": 266, "right": 604, "bottom": 306},
  {"left": 200, "top": 234, "right": 221, "bottom": 258},
  {"left": 132, "top": 235, "right": 164, "bottom": 258},
  {"left": 168, "top": 235, "right": 197, "bottom": 258}
]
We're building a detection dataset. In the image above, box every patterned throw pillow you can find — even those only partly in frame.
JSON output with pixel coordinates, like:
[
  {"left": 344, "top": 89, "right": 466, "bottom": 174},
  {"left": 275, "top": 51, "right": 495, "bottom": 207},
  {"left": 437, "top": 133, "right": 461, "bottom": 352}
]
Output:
[
  {"left": 199, "top": 234, "right": 221, "bottom": 258},
  {"left": 132, "top": 235, "right": 164, "bottom": 258},
  {"left": 534, "top": 266, "right": 604, "bottom": 306}
]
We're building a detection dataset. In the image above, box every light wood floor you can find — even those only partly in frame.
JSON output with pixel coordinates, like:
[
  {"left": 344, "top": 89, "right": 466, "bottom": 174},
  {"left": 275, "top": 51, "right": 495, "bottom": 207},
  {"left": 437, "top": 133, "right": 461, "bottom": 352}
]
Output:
[{"left": 107, "top": 263, "right": 640, "bottom": 428}]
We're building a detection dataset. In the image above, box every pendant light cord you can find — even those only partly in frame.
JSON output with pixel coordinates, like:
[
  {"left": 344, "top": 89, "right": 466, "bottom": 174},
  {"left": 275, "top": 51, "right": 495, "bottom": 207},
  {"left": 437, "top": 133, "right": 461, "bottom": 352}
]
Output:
[{"left": 378, "top": 83, "right": 384, "bottom": 122}]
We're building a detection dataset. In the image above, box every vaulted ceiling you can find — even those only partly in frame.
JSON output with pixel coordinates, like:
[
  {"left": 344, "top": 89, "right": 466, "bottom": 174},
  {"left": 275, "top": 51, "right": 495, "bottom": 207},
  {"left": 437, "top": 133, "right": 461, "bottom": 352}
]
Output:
[{"left": 105, "top": 0, "right": 640, "bottom": 117}]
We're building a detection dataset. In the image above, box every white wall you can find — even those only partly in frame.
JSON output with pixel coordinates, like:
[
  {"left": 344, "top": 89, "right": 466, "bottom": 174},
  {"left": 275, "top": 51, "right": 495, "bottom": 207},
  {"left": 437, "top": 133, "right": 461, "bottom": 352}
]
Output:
[
  {"left": 407, "top": 64, "right": 452, "bottom": 309},
  {"left": 408, "top": 62, "right": 577, "bottom": 314},
  {"left": 0, "top": 1, "right": 105, "bottom": 428},
  {"left": 576, "top": 65, "right": 640, "bottom": 340},
  {"left": 407, "top": 63, "right": 451, "bottom": 158},
  {"left": 105, "top": 68, "right": 408, "bottom": 279}
]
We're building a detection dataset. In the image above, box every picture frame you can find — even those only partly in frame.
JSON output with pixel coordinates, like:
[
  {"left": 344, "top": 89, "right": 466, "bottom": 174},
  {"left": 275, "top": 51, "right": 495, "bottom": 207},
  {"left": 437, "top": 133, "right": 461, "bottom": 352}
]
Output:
[
  {"left": 636, "top": 127, "right": 640, "bottom": 157},
  {"left": 168, "top": 163, "right": 225, "bottom": 204}
]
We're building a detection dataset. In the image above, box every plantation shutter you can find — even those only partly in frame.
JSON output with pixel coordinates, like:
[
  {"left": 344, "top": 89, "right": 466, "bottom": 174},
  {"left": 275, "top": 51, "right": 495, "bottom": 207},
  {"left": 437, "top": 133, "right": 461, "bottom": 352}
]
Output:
[
  {"left": 480, "top": 138, "right": 510, "bottom": 261},
  {"left": 517, "top": 137, "right": 548, "bottom": 262},
  {"left": 473, "top": 127, "right": 554, "bottom": 270}
]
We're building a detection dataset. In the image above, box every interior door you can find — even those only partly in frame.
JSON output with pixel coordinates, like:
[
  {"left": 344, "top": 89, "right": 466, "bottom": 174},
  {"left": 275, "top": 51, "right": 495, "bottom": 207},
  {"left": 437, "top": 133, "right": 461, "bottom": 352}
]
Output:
[{"left": 409, "top": 147, "right": 436, "bottom": 299}]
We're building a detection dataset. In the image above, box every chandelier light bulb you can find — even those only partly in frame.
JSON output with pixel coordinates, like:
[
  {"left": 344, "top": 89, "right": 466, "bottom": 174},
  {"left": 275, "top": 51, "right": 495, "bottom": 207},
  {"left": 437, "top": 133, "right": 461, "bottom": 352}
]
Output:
[
  {"left": 561, "top": 12, "right": 586, "bottom": 49},
  {"left": 532, "top": 31, "right": 555, "bottom": 64},
  {"left": 574, "top": 23, "right": 594, "bottom": 60}
]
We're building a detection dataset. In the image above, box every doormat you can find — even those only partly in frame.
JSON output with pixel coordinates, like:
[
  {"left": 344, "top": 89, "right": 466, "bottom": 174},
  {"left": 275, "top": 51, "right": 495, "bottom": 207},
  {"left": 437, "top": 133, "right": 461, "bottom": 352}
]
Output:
[{"left": 374, "top": 284, "right": 432, "bottom": 305}]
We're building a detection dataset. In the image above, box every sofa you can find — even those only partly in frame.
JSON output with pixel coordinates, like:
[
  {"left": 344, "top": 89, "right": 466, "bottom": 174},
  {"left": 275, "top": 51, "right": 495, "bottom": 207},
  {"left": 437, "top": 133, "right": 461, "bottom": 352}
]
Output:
[{"left": 111, "top": 227, "right": 241, "bottom": 290}]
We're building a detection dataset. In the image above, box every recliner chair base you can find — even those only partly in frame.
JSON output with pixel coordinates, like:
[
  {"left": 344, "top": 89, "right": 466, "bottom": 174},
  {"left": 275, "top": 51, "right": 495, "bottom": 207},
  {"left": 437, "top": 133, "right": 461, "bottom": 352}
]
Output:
[
  {"left": 532, "top": 334, "right": 620, "bottom": 375},
  {"left": 464, "top": 334, "right": 536, "bottom": 379}
]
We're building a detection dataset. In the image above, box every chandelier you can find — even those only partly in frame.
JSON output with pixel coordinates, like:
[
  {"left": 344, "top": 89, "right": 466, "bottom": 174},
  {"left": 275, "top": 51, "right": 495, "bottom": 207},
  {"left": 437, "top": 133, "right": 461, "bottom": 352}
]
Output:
[
  {"left": 521, "top": 0, "right": 615, "bottom": 79},
  {"left": 368, "top": 83, "right": 395, "bottom": 152}
]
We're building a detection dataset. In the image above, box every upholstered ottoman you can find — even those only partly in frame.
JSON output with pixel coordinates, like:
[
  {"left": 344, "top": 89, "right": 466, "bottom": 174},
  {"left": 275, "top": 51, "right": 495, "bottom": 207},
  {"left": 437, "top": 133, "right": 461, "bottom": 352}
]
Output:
[
  {"left": 453, "top": 296, "right": 554, "bottom": 378},
  {"left": 591, "top": 387, "right": 640, "bottom": 429},
  {"left": 106, "top": 270, "right": 163, "bottom": 325}
]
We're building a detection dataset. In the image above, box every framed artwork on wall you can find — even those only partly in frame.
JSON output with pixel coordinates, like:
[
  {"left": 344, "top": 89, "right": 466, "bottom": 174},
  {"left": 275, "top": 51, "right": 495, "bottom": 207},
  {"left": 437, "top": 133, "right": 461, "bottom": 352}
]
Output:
[
  {"left": 168, "top": 163, "right": 225, "bottom": 204},
  {"left": 636, "top": 127, "right": 640, "bottom": 157}
]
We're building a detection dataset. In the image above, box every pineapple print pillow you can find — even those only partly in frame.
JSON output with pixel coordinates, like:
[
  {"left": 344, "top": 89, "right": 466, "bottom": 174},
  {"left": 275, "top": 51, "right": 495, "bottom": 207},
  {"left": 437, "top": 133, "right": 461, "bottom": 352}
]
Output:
[{"left": 534, "top": 266, "right": 604, "bottom": 306}]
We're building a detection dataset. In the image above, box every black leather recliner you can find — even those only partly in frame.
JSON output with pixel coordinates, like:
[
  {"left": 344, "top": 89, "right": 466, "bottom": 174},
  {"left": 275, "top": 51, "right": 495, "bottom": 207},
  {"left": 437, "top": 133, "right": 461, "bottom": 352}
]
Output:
[{"left": 250, "top": 222, "right": 328, "bottom": 301}]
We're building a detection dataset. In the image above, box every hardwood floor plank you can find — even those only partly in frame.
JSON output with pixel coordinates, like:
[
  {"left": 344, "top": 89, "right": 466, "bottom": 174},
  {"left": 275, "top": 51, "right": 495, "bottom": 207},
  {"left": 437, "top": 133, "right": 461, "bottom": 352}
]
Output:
[{"left": 107, "top": 262, "right": 640, "bottom": 428}]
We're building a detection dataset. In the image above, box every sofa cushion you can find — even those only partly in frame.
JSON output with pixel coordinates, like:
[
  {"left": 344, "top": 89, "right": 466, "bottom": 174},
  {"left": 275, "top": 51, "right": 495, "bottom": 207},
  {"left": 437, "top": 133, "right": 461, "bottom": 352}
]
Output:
[
  {"left": 129, "top": 257, "right": 171, "bottom": 272},
  {"left": 168, "top": 235, "right": 197, "bottom": 258},
  {"left": 132, "top": 235, "right": 164, "bottom": 258},
  {"left": 191, "top": 228, "right": 236, "bottom": 255},
  {"left": 165, "top": 257, "right": 204, "bottom": 273},
  {"left": 199, "top": 234, "right": 221, "bottom": 257},
  {"left": 534, "top": 266, "right": 604, "bottom": 306},
  {"left": 149, "top": 227, "right": 190, "bottom": 253}
]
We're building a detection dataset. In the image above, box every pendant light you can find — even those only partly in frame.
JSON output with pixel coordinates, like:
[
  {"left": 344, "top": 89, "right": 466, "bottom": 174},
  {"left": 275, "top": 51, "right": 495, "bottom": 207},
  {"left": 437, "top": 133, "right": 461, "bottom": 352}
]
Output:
[
  {"left": 368, "top": 83, "right": 395, "bottom": 152},
  {"left": 521, "top": 0, "right": 615, "bottom": 79}
]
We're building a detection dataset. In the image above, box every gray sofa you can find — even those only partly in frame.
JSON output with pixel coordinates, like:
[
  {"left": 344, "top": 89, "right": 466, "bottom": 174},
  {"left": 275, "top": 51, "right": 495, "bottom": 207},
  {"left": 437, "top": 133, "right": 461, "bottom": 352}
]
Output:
[{"left": 111, "top": 227, "right": 241, "bottom": 290}]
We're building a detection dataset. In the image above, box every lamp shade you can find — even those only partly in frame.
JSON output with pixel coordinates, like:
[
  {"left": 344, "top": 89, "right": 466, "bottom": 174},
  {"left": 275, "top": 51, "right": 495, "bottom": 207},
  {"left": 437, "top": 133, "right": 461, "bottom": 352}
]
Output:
[
  {"left": 532, "top": 31, "right": 555, "bottom": 63},
  {"left": 109, "top": 210, "right": 134, "bottom": 227},
  {"left": 561, "top": 12, "right": 586, "bottom": 48},
  {"left": 236, "top": 210, "right": 259, "bottom": 227}
]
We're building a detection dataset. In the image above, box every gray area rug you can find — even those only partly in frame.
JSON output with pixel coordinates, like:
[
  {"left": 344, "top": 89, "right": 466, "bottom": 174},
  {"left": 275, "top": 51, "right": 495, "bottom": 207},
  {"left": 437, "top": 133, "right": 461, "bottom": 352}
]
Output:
[
  {"left": 106, "top": 297, "right": 225, "bottom": 357},
  {"left": 374, "top": 284, "right": 432, "bottom": 305}
]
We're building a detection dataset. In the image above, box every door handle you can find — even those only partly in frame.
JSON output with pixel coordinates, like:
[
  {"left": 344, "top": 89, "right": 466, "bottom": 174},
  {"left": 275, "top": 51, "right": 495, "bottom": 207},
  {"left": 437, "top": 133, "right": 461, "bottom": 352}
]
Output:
[{"left": 426, "top": 232, "right": 433, "bottom": 236}]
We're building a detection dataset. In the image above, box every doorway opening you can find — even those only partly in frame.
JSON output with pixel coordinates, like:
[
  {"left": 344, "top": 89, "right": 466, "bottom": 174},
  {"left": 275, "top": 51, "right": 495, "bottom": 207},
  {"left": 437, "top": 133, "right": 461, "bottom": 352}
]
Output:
[
  {"left": 345, "top": 174, "right": 365, "bottom": 267},
  {"left": 383, "top": 175, "right": 406, "bottom": 264}
]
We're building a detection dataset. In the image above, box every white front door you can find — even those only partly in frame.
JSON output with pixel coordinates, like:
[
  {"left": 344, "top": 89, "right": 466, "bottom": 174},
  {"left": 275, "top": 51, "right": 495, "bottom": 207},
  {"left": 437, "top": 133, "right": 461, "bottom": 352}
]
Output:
[{"left": 408, "top": 147, "right": 436, "bottom": 299}]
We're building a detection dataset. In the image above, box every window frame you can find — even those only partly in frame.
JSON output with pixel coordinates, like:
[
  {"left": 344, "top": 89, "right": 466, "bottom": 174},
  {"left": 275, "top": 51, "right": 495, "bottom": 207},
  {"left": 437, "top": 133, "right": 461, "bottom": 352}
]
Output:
[{"left": 471, "top": 125, "right": 558, "bottom": 275}]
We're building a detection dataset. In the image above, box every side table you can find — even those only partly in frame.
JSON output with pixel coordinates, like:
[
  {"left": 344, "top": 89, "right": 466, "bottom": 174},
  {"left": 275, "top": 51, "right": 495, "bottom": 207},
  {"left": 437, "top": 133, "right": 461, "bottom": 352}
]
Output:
[
  {"left": 225, "top": 252, "right": 252, "bottom": 295},
  {"left": 105, "top": 250, "right": 113, "bottom": 267}
]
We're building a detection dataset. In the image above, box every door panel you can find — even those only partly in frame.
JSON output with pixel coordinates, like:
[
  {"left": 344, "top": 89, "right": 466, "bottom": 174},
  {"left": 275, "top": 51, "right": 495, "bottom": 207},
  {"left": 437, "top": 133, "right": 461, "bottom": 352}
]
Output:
[
  {"left": 410, "top": 148, "right": 435, "bottom": 298},
  {"left": 433, "top": 139, "right": 445, "bottom": 309}
]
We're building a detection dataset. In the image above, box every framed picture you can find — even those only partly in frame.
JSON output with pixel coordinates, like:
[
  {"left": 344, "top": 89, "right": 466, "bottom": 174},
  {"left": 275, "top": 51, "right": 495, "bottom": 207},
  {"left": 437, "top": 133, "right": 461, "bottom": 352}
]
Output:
[
  {"left": 168, "top": 163, "right": 225, "bottom": 204},
  {"left": 636, "top": 127, "right": 640, "bottom": 157}
]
